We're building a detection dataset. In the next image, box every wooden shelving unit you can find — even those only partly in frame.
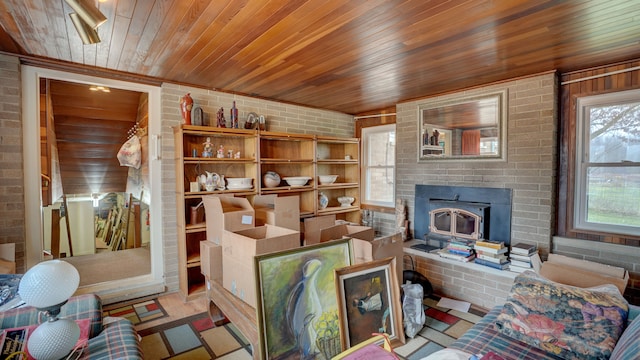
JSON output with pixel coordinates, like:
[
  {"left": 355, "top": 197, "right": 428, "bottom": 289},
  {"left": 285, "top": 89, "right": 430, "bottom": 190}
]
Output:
[
  {"left": 174, "top": 125, "right": 258, "bottom": 300},
  {"left": 174, "top": 126, "right": 361, "bottom": 300},
  {"left": 316, "top": 136, "right": 361, "bottom": 223}
]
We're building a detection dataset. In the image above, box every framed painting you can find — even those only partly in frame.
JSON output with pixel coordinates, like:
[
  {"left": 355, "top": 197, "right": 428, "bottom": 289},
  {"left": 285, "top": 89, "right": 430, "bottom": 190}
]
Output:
[
  {"left": 335, "top": 257, "right": 405, "bottom": 350},
  {"left": 255, "top": 238, "right": 353, "bottom": 360}
]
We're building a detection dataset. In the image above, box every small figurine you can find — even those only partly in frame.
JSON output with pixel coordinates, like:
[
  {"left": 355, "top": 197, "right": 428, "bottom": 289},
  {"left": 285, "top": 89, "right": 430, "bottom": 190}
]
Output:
[
  {"left": 227, "top": 149, "right": 233, "bottom": 158},
  {"left": 234, "top": 151, "right": 241, "bottom": 159},
  {"left": 216, "top": 144, "right": 225, "bottom": 158},
  {"left": 216, "top": 107, "right": 226, "bottom": 128},
  {"left": 202, "top": 137, "right": 213, "bottom": 158}
]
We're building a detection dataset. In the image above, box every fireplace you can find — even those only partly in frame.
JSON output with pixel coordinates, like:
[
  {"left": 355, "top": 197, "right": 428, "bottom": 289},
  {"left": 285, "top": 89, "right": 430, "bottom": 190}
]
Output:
[{"left": 412, "top": 185, "right": 512, "bottom": 251}]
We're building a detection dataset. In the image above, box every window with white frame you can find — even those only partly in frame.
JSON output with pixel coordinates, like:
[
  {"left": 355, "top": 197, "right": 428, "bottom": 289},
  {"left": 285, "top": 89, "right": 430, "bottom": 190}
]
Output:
[
  {"left": 361, "top": 124, "right": 395, "bottom": 207},
  {"left": 575, "top": 89, "right": 640, "bottom": 236}
]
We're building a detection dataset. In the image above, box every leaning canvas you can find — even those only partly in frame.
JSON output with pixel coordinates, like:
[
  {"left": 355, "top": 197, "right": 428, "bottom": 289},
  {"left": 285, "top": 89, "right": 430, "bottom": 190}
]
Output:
[{"left": 255, "top": 238, "right": 353, "bottom": 360}]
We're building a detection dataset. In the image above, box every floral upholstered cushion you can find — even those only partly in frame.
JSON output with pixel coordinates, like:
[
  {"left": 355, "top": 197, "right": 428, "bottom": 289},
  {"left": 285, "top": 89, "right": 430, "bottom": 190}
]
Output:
[{"left": 495, "top": 271, "right": 628, "bottom": 360}]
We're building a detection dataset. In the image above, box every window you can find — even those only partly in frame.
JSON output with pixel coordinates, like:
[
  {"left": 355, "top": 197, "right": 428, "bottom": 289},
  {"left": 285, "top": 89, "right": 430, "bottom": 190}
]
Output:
[
  {"left": 575, "top": 89, "right": 640, "bottom": 236},
  {"left": 361, "top": 124, "right": 395, "bottom": 207}
]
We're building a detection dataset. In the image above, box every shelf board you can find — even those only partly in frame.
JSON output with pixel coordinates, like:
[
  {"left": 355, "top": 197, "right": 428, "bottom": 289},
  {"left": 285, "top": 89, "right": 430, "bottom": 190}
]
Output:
[
  {"left": 318, "top": 205, "right": 360, "bottom": 215},
  {"left": 186, "top": 223, "right": 206, "bottom": 233},
  {"left": 259, "top": 185, "right": 314, "bottom": 194},
  {"left": 185, "top": 189, "right": 257, "bottom": 198},
  {"left": 181, "top": 125, "right": 256, "bottom": 136},
  {"left": 317, "top": 182, "right": 359, "bottom": 189},
  {"left": 260, "top": 158, "right": 315, "bottom": 163},
  {"left": 317, "top": 159, "right": 359, "bottom": 164},
  {"left": 184, "top": 157, "right": 256, "bottom": 164},
  {"left": 186, "top": 254, "right": 201, "bottom": 266}
]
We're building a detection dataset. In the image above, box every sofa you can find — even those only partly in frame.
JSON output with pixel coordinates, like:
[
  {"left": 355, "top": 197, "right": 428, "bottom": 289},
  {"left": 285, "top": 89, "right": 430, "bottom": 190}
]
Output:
[
  {"left": 0, "top": 293, "right": 143, "bottom": 359},
  {"left": 425, "top": 271, "right": 640, "bottom": 360}
]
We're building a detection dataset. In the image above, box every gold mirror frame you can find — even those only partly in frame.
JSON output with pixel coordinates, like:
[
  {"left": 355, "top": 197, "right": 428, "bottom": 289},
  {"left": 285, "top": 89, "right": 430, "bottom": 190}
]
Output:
[{"left": 418, "top": 89, "right": 508, "bottom": 161}]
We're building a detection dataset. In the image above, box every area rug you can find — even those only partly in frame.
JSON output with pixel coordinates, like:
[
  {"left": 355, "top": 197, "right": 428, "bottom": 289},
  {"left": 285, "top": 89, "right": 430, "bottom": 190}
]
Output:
[
  {"left": 103, "top": 298, "right": 168, "bottom": 325},
  {"left": 137, "top": 312, "right": 253, "bottom": 360},
  {"left": 133, "top": 294, "right": 487, "bottom": 360}
]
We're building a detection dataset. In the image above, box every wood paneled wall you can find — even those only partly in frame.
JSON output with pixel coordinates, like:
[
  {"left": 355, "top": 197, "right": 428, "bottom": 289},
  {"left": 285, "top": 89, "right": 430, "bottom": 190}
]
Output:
[{"left": 558, "top": 59, "right": 640, "bottom": 246}]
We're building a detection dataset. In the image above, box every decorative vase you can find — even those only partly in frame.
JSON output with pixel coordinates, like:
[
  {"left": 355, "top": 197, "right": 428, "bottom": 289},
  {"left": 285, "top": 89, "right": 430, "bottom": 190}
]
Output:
[
  {"left": 318, "top": 192, "right": 328, "bottom": 210},
  {"left": 180, "top": 93, "right": 193, "bottom": 125},
  {"left": 230, "top": 101, "right": 238, "bottom": 128},
  {"left": 263, "top": 171, "right": 281, "bottom": 188}
]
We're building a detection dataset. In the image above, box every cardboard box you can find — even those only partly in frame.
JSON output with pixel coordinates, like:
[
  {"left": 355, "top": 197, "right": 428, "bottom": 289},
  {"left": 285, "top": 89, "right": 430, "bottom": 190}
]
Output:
[
  {"left": 0, "top": 243, "right": 15, "bottom": 274},
  {"left": 222, "top": 224, "right": 300, "bottom": 307},
  {"left": 352, "top": 233, "right": 404, "bottom": 284},
  {"left": 202, "top": 195, "right": 255, "bottom": 244},
  {"left": 303, "top": 215, "right": 336, "bottom": 245},
  {"left": 538, "top": 253, "right": 629, "bottom": 294},
  {"left": 252, "top": 195, "right": 300, "bottom": 231},
  {"left": 200, "top": 240, "right": 222, "bottom": 282},
  {"left": 320, "top": 224, "right": 375, "bottom": 243}
]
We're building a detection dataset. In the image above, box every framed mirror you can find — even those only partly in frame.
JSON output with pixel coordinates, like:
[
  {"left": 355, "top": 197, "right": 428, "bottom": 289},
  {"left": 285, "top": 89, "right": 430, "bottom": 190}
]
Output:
[{"left": 418, "top": 89, "right": 507, "bottom": 161}]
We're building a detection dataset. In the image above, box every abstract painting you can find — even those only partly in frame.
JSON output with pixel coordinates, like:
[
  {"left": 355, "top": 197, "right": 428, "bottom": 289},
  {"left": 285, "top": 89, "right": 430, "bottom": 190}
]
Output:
[{"left": 255, "top": 238, "right": 352, "bottom": 360}]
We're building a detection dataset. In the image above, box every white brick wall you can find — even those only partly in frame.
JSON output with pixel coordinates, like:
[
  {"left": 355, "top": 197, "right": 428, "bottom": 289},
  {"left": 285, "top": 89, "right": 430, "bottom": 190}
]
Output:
[
  {"left": 399, "top": 73, "right": 557, "bottom": 307},
  {"left": 160, "top": 83, "right": 354, "bottom": 291}
]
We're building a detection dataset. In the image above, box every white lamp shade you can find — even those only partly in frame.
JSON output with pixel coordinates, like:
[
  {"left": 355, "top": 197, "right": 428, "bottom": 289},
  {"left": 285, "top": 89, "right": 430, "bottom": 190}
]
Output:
[
  {"left": 27, "top": 318, "right": 80, "bottom": 360},
  {"left": 19, "top": 260, "right": 80, "bottom": 308}
]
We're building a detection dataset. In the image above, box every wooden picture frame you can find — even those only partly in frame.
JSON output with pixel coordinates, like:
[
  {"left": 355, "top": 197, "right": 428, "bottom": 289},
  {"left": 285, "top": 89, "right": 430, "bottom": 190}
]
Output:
[
  {"left": 335, "top": 257, "right": 405, "bottom": 350},
  {"left": 255, "top": 238, "right": 353, "bottom": 360}
]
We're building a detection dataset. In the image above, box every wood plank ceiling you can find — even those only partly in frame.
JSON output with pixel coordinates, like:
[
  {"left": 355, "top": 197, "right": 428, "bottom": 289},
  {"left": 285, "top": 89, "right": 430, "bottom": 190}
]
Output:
[
  {"left": 2, "top": 0, "right": 639, "bottom": 115},
  {"left": 3, "top": 0, "right": 640, "bottom": 197},
  {"left": 48, "top": 80, "right": 142, "bottom": 196}
]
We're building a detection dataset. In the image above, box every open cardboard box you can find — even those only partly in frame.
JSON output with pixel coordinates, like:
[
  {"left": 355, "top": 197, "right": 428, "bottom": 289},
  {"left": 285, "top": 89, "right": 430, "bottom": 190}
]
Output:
[
  {"left": 303, "top": 215, "right": 337, "bottom": 245},
  {"left": 536, "top": 253, "right": 629, "bottom": 294},
  {"left": 351, "top": 233, "right": 404, "bottom": 284},
  {"left": 221, "top": 224, "right": 300, "bottom": 307},
  {"left": 320, "top": 223, "right": 374, "bottom": 243},
  {"left": 200, "top": 240, "right": 222, "bottom": 282},
  {"left": 202, "top": 195, "right": 255, "bottom": 245},
  {"left": 252, "top": 194, "right": 300, "bottom": 231}
]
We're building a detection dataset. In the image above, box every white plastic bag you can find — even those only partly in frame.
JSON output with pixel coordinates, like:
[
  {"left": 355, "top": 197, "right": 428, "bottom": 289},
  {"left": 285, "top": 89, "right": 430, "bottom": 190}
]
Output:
[
  {"left": 117, "top": 135, "right": 141, "bottom": 169},
  {"left": 402, "top": 283, "right": 425, "bottom": 338}
]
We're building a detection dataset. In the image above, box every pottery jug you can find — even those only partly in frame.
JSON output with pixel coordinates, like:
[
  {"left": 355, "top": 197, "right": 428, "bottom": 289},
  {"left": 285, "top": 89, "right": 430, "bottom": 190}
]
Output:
[
  {"left": 216, "top": 174, "right": 226, "bottom": 190},
  {"left": 205, "top": 171, "right": 219, "bottom": 192},
  {"left": 319, "top": 192, "right": 329, "bottom": 210}
]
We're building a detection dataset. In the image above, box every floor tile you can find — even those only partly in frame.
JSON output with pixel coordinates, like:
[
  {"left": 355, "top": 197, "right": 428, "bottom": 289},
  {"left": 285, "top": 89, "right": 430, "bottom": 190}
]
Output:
[
  {"left": 202, "top": 326, "right": 242, "bottom": 356},
  {"left": 165, "top": 324, "right": 201, "bottom": 354}
]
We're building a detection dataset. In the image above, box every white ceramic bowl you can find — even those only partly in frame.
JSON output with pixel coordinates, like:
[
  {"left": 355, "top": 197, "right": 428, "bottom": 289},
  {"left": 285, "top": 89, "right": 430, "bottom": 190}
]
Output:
[
  {"left": 226, "top": 177, "right": 253, "bottom": 187},
  {"left": 283, "top": 176, "right": 311, "bottom": 186},
  {"left": 337, "top": 196, "right": 355, "bottom": 207},
  {"left": 318, "top": 175, "right": 338, "bottom": 185}
]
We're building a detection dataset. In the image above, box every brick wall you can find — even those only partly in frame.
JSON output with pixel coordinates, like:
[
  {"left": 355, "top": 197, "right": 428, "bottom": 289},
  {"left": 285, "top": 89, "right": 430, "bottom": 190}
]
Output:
[
  {"left": 0, "top": 54, "right": 24, "bottom": 272},
  {"left": 397, "top": 72, "right": 557, "bottom": 306},
  {"left": 160, "top": 83, "right": 354, "bottom": 291},
  {"left": 404, "top": 248, "right": 516, "bottom": 310}
]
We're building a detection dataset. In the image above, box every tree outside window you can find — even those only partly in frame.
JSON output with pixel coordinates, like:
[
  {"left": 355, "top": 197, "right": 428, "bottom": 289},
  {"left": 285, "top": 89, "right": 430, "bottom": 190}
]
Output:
[{"left": 575, "top": 89, "right": 640, "bottom": 236}]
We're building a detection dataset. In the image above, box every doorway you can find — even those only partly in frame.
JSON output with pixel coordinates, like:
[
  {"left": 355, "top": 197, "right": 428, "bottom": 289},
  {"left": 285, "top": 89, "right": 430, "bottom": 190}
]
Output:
[{"left": 22, "top": 66, "right": 164, "bottom": 302}]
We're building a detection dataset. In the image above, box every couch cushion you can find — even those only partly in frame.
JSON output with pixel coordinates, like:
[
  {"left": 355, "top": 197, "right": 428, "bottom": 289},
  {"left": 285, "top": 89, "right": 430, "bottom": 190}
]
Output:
[
  {"left": 495, "top": 271, "right": 628, "bottom": 360},
  {"left": 609, "top": 312, "right": 640, "bottom": 360}
]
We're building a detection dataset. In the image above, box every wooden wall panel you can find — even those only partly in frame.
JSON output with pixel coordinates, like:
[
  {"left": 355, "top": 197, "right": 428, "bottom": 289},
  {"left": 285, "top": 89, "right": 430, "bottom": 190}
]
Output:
[{"left": 558, "top": 59, "right": 640, "bottom": 245}]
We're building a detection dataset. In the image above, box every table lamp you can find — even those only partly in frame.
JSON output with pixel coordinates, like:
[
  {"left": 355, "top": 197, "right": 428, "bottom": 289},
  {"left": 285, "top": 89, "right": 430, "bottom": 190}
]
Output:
[{"left": 18, "top": 260, "right": 81, "bottom": 360}]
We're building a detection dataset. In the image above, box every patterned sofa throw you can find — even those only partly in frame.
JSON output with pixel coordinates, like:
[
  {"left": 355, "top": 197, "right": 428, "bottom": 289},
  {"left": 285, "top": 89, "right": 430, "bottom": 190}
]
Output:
[{"left": 495, "top": 271, "right": 628, "bottom": 360}]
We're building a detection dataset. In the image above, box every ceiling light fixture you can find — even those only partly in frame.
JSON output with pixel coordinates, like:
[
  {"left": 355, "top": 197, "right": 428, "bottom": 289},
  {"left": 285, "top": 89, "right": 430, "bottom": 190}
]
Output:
[
  {"left": 64, "top": 0, "right": 107, "bottom": 29},
  {"left": 89, "top": 85, "right": 111, "bottom": 92},
  {"left": 69, "top": 13, "right": 101, "bottom": 45}
]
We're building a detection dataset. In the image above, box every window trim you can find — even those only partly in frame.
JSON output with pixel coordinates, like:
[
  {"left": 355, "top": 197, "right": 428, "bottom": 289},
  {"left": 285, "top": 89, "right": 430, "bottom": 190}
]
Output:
[
  {"left": 574, "top": 89, "right": 640, "bottom": 236},
  {"left": 361, "top": 124, "right": 396, "bottom": 208}
]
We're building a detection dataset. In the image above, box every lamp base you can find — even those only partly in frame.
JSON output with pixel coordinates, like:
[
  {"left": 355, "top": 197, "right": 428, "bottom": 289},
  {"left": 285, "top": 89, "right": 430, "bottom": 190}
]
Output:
[{"left": 28, "top": 318, "right": 80, "bottom": 360}]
